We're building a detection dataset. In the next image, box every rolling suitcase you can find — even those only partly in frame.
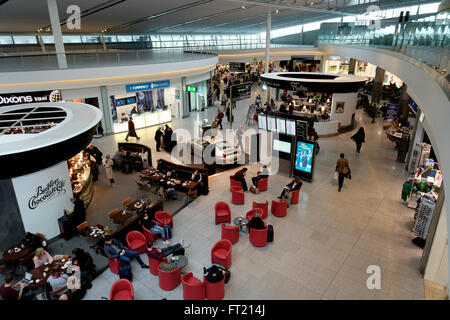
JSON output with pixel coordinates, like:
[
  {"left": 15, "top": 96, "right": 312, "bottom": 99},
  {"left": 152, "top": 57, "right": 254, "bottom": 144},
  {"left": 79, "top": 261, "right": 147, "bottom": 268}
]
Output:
[
  {"left": 267, "top": 225, "right": 274, "bottom": 242},
  {"left": 118, "top": 264, "right": 133, "bottom": 282}
]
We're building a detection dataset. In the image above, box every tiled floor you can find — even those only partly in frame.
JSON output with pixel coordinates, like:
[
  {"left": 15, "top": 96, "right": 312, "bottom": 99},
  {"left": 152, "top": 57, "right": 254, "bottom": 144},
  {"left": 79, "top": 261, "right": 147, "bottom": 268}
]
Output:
[{"left": 85, "top": 88, "right": 426, "bottom": 300}]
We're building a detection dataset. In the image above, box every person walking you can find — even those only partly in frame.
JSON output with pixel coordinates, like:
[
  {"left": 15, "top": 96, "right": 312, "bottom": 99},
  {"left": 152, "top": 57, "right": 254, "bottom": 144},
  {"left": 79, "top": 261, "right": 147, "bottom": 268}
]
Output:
[
  {"left": 351, "top": 127, "right": 365, "bottom": 153},
  {"left": 236, "top": 125, "right": 244, "bottom": 152},
  {"left": 216, "top": 109, "right": 224, "bottom": 130},
  {"left": 125, "top": 116, "right": 140, "bottom": 141},
  {"left": 104, "top": 155, "right": 115, "bottom": 187},
  {"left": 155, "top": 126, "right": 163, "bottom": 152},
  {"left": 336, "top": 153, "right": 351, "bottom": 192}
]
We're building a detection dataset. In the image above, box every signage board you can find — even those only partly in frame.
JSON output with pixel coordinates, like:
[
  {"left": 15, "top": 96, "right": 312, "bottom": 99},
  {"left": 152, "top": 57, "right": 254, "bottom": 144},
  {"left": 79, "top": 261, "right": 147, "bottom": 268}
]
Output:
[
  {"left": 0, "top": 90, "right": 61, "bottom": 107},
  {"left": 126, "top": 80, "right": 170, "bottom": 92},
  {"left": 229, "top": 62, "right": 246, "bottom": 72},
  {"left": 186, "top": 85, "right": 197, "bottom": 93},
  {"left": 295, "top": 120, "right": 308, "bottom": 139},
  {"left": 231, "top": 82, "right": 251, "bottom": 101},
  {"left": 293, "top": 138, "right": 316, "bottom": 182}
]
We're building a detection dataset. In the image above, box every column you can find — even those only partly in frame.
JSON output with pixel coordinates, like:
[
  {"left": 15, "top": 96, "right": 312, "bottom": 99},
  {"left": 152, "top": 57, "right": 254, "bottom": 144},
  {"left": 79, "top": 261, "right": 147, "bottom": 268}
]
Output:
[
  {"left": 182, "top": 77, "right": 189, "bottom": 118},
  {"left": 398, "top": 84, "right": 410, "bottom": 122},
  {"left": 100, "top": 86, "right": 112, "bottom": 134},
  {"left": 38, "top": 35, "right": 47, "bottom": 53},
  {"left": 348, "top": 58, "right": 357, "bottom": 75},
  {"left": 101, "top": 35, "right": 107, "bottom": 52},
  {"left": 265, "top": 9, "right": 271, "bottom": 102},
  {"left": 371, "top": 67, "right": 385, "bottom": 104},
  {"left": 47, "top": 0, "right": 67, "bottom": 69}
]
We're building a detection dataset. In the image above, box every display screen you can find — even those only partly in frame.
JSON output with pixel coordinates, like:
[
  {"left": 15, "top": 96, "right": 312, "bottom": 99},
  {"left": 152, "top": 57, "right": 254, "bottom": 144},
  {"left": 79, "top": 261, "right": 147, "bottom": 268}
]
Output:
[
  {"left": 258, "top": 114, "right": 267, "bottom": 130},
  {"left": 115, "top": 98, "right": 126, "bottom": 106},
  {"left": 126, "top": 96, "right": 136, "bottom": 104},
  {"left": 286, "top": 119, "right": 296, "bottom": 136},
  {"left": 267, "top": 116, "right": 276, "bottom": 132},
  {"left": 276, "top": 118, "right": 286, "bottom": 134},
  {"left": 295, "top": 141, "right": 315, "bottom": 173},
  {"left": 273, "top": 139, "right": 291, "bottom": 154}
]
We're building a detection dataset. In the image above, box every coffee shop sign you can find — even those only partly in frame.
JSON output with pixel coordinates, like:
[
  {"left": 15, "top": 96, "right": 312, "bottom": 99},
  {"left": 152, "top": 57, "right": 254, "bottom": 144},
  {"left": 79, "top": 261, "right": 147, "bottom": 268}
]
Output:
[{"left": 28, "top": 179, "right": 67, "bottom": 210}]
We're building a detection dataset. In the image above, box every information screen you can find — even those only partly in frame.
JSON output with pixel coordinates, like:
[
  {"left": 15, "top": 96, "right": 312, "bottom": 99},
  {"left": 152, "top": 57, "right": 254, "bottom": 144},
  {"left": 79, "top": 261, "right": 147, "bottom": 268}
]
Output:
[
  {"left": 258, "top": 114, "right": 267, "bottom": 130},
  {"left": 273, "top": 139, "right": 291, "bottom": 154},
  {"left": 267, "top": 116, "right": 276, "bottom": 132},
  {"left": 292, "top": 138, "right": 316, "bottom": 182},
  {"left": 276, "top": 118, "right": 286, "bottom": 134},
  {"left": 286, "top": 119, "right": 296, "bottom": 136}
]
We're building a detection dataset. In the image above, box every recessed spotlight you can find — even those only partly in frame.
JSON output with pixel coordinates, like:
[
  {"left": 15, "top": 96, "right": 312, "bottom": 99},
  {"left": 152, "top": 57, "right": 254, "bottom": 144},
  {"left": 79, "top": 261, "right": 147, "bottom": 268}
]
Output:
[
  {"left": 275, "top": 10, "right": 279, "bottom": 14},
  {"left": 310, "top": 2, "right": 314, "bottom": 5},
  {"left": 242, "top": 5, "right": 246, "bottom": 9}
]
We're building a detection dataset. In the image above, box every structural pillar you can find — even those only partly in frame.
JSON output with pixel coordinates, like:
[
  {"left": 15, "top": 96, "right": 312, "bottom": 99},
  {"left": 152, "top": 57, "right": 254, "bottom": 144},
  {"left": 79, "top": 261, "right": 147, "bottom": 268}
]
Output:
[
  {"left": 398, "top": 84, "right": 410, "bottom": 121},
  {"left": 38, "top": 35, "right": 47, "bottom": 53},
  {"left": 101, "top": 35, "right": 107, "bottom": 52},
  {"left": 47, "top": 0, "right": 67, "bottom": 69},
  {"left": 265, "top": 9, "right": 271, "bottom": 102},
  {"left": 371, "top": 67, "right": 385, "bottom": 104},
  {"left": 348, "top": 58, "right": 357, "bottom": 75}
]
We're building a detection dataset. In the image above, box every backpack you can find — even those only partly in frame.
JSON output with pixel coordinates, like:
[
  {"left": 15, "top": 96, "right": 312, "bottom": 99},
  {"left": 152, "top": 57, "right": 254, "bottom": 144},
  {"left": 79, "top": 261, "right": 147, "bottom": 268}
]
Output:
[
  {"left": 118, "top": 264, "right": 133, "bottom": 282},
  {"left": 267, "top": 225, "right": 274, "bottom": 242}
]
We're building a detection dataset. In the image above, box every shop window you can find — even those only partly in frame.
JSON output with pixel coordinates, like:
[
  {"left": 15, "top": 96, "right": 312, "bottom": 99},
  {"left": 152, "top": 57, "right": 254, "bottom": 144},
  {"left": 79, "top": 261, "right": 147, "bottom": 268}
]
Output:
[{"left": 12, "top": 36, "right": 38, "bottom": 44}]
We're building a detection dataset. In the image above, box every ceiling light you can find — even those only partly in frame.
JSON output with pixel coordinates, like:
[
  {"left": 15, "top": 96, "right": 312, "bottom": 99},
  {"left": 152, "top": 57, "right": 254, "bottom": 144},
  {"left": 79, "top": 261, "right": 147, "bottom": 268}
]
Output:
[
  {"left": 242, "top": 5, "right": 246, "bottom": 9},
  {"left": 275, "top": 10, "right": 279, "bottom": 14},
  {"left": 310, "top": 2, "right": 314, "bottom": 5}
]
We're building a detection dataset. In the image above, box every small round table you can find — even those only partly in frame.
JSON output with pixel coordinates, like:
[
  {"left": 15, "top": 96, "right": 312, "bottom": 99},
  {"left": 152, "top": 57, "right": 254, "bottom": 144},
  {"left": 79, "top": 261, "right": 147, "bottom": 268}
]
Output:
[
  {"left": 3, "top": 244, "right": 33, "bottom": 262},
  {"left": 169, "top": 255, "right": 188, "bottom": 269},
  {"left": 233, "top": 217, "right": 249, "bottom": 233}
]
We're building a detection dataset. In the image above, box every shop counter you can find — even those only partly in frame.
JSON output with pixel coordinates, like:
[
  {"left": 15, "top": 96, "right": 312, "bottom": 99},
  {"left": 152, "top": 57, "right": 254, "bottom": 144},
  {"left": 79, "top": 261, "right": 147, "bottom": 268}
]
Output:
[
  {"left": 113, "top": 110, "right": 172, "bottom": 133},
  {"left": 315, "top": 120, "right": 339, "bottom": 136}
]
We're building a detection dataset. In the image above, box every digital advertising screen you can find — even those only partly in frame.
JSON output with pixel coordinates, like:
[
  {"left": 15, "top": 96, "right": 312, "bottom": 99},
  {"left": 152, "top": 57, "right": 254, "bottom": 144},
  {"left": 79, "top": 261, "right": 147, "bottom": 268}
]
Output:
[
  {"left": 258, "top": 114, "right": 267, "bottom": 130},
  {"left": 293, "top": 138, "right": 316, "bottom": 181},
  {"left": 276, "top": 118, "right": 286, "bottom": 134},
  {"left": 273, "top": 139, "right": 291, "bottom": 154},
  {"left": 267, "top": 116, "right": 276, "bottom": 132},
  {"left": 286, "top": 119, "right": 296, "bottom": 136}
]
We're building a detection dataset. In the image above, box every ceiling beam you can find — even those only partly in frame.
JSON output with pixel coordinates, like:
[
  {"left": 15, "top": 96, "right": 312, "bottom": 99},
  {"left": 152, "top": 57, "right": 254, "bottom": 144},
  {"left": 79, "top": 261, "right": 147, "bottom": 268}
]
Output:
[{"left": 224, "top": 0, "right": 356, "bottom": 16}]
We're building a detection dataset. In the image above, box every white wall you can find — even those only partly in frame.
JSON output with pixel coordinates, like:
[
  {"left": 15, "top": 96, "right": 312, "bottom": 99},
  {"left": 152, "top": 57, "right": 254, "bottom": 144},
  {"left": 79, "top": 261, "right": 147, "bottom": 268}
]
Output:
[
  {"left": 12, "top": 161, "right": 73, "bottom": 240},
  {"left": 330, "top": 92, "right": 357, "bottom": 127}
]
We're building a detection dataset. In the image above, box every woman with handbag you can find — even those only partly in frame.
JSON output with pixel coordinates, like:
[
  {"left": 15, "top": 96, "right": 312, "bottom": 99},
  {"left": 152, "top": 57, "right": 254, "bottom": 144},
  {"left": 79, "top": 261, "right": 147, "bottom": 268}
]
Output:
[
  {"left": 336, "top": 153, "right": 351, "bottom": 192},
  {"left": 351, "top": 127, "right": 365, "bottom": 153}
]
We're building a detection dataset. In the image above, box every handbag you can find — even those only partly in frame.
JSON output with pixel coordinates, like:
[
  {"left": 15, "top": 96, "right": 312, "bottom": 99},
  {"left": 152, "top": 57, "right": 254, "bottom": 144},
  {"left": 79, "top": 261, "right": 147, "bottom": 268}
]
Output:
[
  {"left": 343, "top": 167, "right": 350, "bottom": 175},
  {"left": 334, "top": 172, "right": 338, "bottom": 180}
]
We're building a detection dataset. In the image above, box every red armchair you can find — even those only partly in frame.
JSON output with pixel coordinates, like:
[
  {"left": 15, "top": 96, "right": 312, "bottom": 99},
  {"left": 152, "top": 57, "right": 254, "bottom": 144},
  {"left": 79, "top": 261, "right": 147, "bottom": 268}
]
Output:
[
  {"left": 221, "top": 223, "right": 239, "bottom": 245},
  {"left": 155, "top": 210, "right": 174, "bottom": 228},
  {"left": 252, "top": 201, "right": 268, "bottom": 219},
  {"left": 204, "top": 275, "right": 225, "bottom": 300},
  {"left": 271, "top": 199, "right": 288, "bottom": 217},
  {"left": 257, "top": 177, "right": 269, "bottom": 192},
  {"left": 148, "top": 256, "right": 168, "bottom": 276},
  {"left": 231, "top": 187, "right": 244, "bottom": 205},
  {"left": 158, "top": 265, "right": 181, "bottom": 291},
  {"left": 230, "top": 176, "right": 241, "bottom": 191},
  {"left": 290, "top": 189, "right": 300, "bottom": 204},
  {"left": 182, "top": 272, "right": 205, "bottom": 300},
  {"left": 211, "top": 239, "right": 232, "bottom": 269},
  {"left": 249, "top": 227, "right": 269, "bottom": 247},
  {"left": 215, "top": 202, "right": 231, "bottom": 225},
  {"left": 108, "top": 258, "right": 120, "bottom": 275},
  {"left": 246, "top": 208, "right": 263, "bottom": 221},
  {"left": 142, "top": 225, "right": 160, "bottom": 242},
  {"left": 109, "top": 279, "right": 134, "bottom": 300},
  {"left": 126, "top": 231, "right": 147, "bottom": 254}
]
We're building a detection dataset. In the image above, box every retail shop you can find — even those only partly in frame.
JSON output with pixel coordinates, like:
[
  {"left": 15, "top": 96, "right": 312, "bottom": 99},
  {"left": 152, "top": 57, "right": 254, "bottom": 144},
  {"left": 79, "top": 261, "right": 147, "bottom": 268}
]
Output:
[{"left": 185, "top": 72, "right": 213, "bottom": 114}]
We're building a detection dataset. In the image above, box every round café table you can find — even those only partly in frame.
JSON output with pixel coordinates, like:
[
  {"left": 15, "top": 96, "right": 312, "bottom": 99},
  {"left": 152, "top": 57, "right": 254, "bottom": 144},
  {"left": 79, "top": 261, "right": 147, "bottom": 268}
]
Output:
[
  {"left": 3, "top": 244, "right": 33, "bottom": 262},
  {"left": 169, "top": 255, "right": 188, "bottom": 269},
  {"left": 233, "top": 217, "right": 249, "bottom": 233}
]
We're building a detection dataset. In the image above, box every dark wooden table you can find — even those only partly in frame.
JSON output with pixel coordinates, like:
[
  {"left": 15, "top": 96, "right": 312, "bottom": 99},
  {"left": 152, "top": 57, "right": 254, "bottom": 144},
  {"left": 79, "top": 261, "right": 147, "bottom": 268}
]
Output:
[
  {"left": 3, "top": 244, "right": 33, "bottom": 262},
  {"left": 127, "top": 200, "right": 145, "bottom": 211},
  {"left": 85, "top": 224, "right": 105, "bottom": 240},
  {"left": 110, "top": 210, "right": 134, "bottom": 224},
  {"left": 181, "top": 181, "right": 198, "bottom": 190}
]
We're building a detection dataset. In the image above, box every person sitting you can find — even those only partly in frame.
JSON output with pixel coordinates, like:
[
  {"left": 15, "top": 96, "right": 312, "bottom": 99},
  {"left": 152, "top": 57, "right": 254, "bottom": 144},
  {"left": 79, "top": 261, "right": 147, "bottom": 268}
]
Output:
[
  {"left": 157, "top": 179, "right": 177, "bottom": 200},
  {"left": 191, "top": 169, "right": 204, "bottom": 194},
  {"left": 0, "top": 273, "right": 35, "bottom": 301},
  {"left": 279, "top": 103, "right": 287, "bottom": 113},
  {"left": 231, "top": 167, "right": 248, "bottom": 192},
  {"left": 278, "top": 178, "right": 302, "bottom": 206},
  {"left": 140, "top": 212, "right": 171, "bottom": 245},
  {"left": 139, "top": 149, "right": 149, "bottom": 169},
  {"left": 33, "top": 247, "right": 54, "bottom": 268},
  {"left": 166, "top": 170, "right": 177, "bottom": 180},
  {"left": 71, "top": 248, "right": 96, "bottom": 290},
  {"left": 103, "top": 235, "right": 149, "bottom": 269},
  {"left": 156, "top": 159, "right": 166, "bottom": 173},
  {"left": 247, "top": 211, "right": 266, "bottom": 230},
  {"left": 130, "top": 106, "right": 137, "bottom": 115},
  {"left": 113, "top": 147, "right": 125, "bottom": 168},
  {"left": 146, "top": 240, "right": 189, "bottom": 261},
  {"left": 47, "top": 265, "right": 70, "bottom": 300},
  {"left": 204, "top": 265, "right": 224, "bottom": 283},
  {"left": 251, "top": 165, "right": 269, "bottom": 186},
  {"left": 22, "top": 232, "right": 46, "bottom": 250}
]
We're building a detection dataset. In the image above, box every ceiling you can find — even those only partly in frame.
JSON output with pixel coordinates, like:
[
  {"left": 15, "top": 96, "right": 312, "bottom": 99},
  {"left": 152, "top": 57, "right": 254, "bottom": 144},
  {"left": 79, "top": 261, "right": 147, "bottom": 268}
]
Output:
[{"left": 0, "top": 0, "right": 435, "bottom": 34}]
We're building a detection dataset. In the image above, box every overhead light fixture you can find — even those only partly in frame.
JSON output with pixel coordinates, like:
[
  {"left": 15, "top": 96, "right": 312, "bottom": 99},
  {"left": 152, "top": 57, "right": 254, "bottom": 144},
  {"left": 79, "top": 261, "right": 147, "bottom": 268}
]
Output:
[
  {"left": 242, "top": 5, "right": 246, "bottom": 9},
  {"left": 275, "top": 10, "right": 279, "bottom": 14},
  {"left": 310, "top": 2, "right": 314, "bottom": 5}
]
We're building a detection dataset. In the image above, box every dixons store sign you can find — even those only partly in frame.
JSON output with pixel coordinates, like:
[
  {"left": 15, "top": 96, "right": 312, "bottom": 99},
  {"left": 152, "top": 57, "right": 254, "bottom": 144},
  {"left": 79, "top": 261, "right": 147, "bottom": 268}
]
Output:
[{"left": 0, "top": 90, "right": 61, "bottom": 107}]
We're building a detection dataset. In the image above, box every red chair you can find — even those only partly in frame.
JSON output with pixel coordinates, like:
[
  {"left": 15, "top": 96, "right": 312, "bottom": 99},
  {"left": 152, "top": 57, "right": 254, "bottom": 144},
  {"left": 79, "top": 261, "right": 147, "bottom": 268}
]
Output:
[
  {"left": 158, "top": 265, "right": 181, "bottom": 291},
  {"left": 221, "top": 223, "right": 239, "bottom": 244},
  {"left": 230, "top": 176, "right": 241, "bottom": 191},
  {"left": 108, "top": 258, "right": 120, "bottom": 275},
  {"left": 290, "top": 189, "right": 300, "bottom": 204},
  {"left": 215, "top": 202, "right": 231, "bottom": 225},
  {"left": 271, "top": 199, "right": 288, "bottom": 217},
  {"left": 249, "top": 227, "right": 269, "bottom": 247},
  {"left": 125, "top": 231, "right": 147, "bottom": 254},
  {"left": 142, "top": 225, "right": 160, "bottom": 242},
  {"left": 257, "top": 177, "right": 269, "bottom": 192},
  {"left": 109, "top": 279, "right": 134, "bottom": 300},
  {"left": 182, "top": 272, "right": 205, "bottom": 300},
  {"left": 231, "top": 187, "right": 244, "bottom": 205},
  {"left": 252, "top": 201, "right": 268, "bottom": 219},
  {"left": 246, "top": 208, "right": 263, "bottom": 221},
  {"left": 148, "top": 256, "right": 168, "bottom": 276},
  {"left": 155, "top": 211, "right": 174, "bottom": 228},
  {"left": 211, "top": 239, "right": 232, "bottom": 269},
  {"left": 204, "top": 275, "right": 225, "bottom": 300}
]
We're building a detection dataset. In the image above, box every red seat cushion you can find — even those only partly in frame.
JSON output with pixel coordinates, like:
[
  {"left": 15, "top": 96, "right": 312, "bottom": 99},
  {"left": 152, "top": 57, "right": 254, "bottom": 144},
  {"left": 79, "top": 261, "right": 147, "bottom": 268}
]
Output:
[
  {"left": 113, "top": 290, "right": 133, "bottom": 300},
  {"left": 186, "top": 276, "right": 203, "bottom": 286},
  {"left": 213, "top": 249, "right": 228, "bottom": 260},
  {"left": 216, "top": 210, "right": 229, "bottom": 217},
  {"left": 131, "top": 239, "right": 146, "bottom": 248}
]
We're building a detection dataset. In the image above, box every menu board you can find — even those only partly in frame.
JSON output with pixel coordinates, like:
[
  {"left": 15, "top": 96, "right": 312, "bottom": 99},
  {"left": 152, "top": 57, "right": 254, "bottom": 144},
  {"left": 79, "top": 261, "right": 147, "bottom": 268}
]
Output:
[
  {"left": 229, "top": 62, "right": 246, "bottom": 72},
  {"left": 296, "top": 120, "right": 308, "bottom": 139},
  {"left": 276, "top": 118, "right": 286, "bottom": 134},
  {"left": 286, "top": 119, "right": 296, "bottom": 136},
  {"left": 231, "top": 82, "right": 251, "bottom": 101},
  {"left": 258, "top": 114, "right": 267, "bottom": 130},
  {"left": 267, "top": 116, "right": 276, "bottom": 132}
]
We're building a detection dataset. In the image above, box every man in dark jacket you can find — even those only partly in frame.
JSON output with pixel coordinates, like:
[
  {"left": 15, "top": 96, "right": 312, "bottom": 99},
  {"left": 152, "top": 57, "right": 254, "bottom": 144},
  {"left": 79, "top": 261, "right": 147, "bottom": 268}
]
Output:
[
  {"left": 216, "top": 109, "right": 224, "bottom": 130},
  {"left": 155, "top": 127, "right": 163, "bottom": 152},
  {"left": 247, "top": 211, "right": 266, "bottom": 230},
  {"left": 125, "top": 116, "right": 140, "bottom": 141},
  {"left": 71, "top": 195, "right": 86, "bottom": 226},
  {"left": 146, "top": 241, "right": 189, "bottom": 261},
  {"left": 103, "top": 235, "right": 148, "bottom": 269},
  {"left": 231, "top": 167, "right": 248, "bottom": 191}
]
